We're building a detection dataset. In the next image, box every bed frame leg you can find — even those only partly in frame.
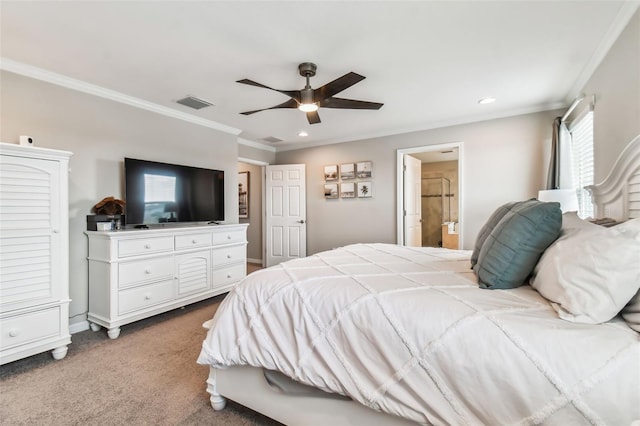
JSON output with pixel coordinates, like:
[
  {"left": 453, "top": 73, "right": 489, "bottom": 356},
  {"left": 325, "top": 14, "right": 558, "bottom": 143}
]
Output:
[{"left": 206, "top": 367, "right": 227, "bottom": 411}]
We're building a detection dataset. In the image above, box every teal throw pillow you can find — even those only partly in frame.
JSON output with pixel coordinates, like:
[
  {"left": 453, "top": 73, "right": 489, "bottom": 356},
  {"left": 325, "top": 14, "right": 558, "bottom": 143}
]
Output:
[
  {"left": 470, "top": 201, "right": 520, "bottom": 268},
  {"left": 474, "top": 200, "right": 562, "bottom": 289}
]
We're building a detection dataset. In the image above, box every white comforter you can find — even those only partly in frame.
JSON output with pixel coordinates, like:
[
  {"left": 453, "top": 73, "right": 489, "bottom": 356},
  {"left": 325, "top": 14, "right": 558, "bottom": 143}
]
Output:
[{"left": 198, "top": 243, "right": 639, "bottom": 425}]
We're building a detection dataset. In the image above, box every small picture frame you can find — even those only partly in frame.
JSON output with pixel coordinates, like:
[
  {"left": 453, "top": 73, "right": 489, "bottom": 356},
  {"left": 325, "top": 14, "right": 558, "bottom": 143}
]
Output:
[
  {"left": 356, "top": 161, "right": 372, "bottom": 179},
  {"left": 324, "top": 165, "right": 338, "bottom": 181},
  {"left": 340, "top": 163, "right": 355, "bottom": 180},
  {"left": 340, "top": 182, "right": 356, "bottom": 198},
  {"left": 324, "top": 183, "right": 338, "bottom": 199},
  {"left": 358, "top": 181, "right": 372, "bottom": 198}
]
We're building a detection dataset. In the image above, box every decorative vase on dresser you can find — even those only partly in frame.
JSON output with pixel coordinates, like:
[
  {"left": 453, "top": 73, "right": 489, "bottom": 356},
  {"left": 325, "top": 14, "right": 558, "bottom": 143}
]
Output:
[
  {"left": 85, "top": 223, "right": 248, "bottom": 339},
  {"left": 0, "top": 142, "right": 73, "bottom": 364}
]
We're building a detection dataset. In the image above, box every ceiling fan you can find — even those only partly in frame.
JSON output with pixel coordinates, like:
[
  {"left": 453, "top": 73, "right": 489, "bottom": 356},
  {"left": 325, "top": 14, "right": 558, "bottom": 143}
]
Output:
[{"left": 237, "top": 62, "right": 383, "bottom": 125}]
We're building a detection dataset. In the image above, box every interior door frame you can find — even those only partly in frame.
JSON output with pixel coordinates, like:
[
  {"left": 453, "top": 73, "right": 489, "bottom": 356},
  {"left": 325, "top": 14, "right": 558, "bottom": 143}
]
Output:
[
  {"left": 238, "top": 157, "right": 269, "bottom": 267},
  {"left": 396, "top": 141, "right": 464, "bottom": 247}
]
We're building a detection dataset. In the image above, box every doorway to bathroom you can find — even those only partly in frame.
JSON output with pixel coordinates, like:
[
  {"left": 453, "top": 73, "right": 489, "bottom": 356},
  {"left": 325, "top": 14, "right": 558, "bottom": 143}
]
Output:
[{"left": 396, "top": 142, "right": 463, "bottom": 248}]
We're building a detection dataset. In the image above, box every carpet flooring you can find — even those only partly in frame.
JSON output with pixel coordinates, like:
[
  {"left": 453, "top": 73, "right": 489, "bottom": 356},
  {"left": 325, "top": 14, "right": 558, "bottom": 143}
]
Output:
[{"left": 0, "top": 265, "right": 282, "bottom": 426}]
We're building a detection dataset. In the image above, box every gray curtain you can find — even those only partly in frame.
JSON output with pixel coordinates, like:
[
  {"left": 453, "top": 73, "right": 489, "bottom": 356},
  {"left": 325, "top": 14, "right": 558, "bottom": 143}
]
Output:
[{"left": 546, "top": 117, "right": 562, "bottom": 190}]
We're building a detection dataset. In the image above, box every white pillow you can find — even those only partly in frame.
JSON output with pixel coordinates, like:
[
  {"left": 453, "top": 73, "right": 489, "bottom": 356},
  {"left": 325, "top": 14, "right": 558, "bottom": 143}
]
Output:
[
  {"left": 561, "top": 211, "right": 596, "bottom": 231},
  {"left": 530, "top": 218, "right": 640, "bottom": 324},
  {"left": 621, "top": 290, "right": 640, "bottom": 332}
]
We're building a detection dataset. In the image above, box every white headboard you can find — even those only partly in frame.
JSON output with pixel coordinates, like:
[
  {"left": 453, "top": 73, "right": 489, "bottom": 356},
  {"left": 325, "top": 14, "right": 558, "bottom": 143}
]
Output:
[{"left": 587, "top": 134, "right": 640, "bottom": 220}]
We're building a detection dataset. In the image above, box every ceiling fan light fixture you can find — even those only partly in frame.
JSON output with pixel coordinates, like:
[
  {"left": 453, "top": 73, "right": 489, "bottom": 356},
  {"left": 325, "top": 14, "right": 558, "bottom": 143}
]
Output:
[{"left": 298, "top": 103, "right": 318, "bottom": 112}]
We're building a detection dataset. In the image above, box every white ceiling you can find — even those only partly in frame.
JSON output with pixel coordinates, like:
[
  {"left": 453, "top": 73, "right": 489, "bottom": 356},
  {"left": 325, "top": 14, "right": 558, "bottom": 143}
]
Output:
[{"left": 1, "top": 1, "right": 636, "bottom": 151}]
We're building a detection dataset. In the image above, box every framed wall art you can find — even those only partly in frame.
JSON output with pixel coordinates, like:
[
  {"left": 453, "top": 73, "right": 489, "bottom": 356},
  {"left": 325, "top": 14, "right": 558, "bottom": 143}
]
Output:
[
  {"left": 238, "top": 171, "right": 249, "bottom": 218},
  {"left": 324, "top": 165, "right": 338, "bottom": 181},
  {"left": 356, "top": 161, "right": 372, "bottom": 178},
  {"left": 324, "top": 183, "right": 338, "bottom": 199},
  {"left": 358, "top": 181, "right": 372, "bottom": 198},
  {"left": 340, "top": 182, "right": 356, "bottom": 198},
  {"left": 340, "top": 163, "right": 355, "bottom": 180}
]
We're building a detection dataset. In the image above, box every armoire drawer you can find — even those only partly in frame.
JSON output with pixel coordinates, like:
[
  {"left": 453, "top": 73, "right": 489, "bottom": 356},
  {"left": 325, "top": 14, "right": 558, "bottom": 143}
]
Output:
[
  {"left": 0, "top": 307, "right": 61, "bottom": 350},
  {"left": 118, "top": 280, "right": 175, "bottom": 315},
  {"left": 211, "top": 244, "right": 247, "bottom": 268},
  {"left": 118, "top": 256, "right": 174, "bottom": 288},
  {"left": 118, "top": 236, "right": 174, "bottom": 258}
]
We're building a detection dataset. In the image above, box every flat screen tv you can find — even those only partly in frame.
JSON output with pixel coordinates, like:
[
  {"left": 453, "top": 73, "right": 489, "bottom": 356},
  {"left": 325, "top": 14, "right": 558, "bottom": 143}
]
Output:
[{"left": 124, "top": 158, "right": 224, "bottom": 226}]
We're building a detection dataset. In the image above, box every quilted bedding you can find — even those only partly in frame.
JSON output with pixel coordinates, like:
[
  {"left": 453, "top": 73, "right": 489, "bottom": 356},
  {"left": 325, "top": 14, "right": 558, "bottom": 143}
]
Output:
[{"left": 198, "top": 243, "right": 639, "bottom": 425}]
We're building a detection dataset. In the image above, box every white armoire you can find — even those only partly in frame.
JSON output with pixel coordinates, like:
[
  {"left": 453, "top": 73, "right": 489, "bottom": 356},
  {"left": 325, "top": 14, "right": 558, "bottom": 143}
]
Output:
[{"left": 0, "top": 142, "right": 73, "bottom": 364}]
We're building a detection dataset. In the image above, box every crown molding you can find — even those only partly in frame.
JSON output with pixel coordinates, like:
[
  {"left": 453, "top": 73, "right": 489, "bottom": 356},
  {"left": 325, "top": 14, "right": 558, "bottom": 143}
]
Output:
[
  {"left": 0, "top": 57, "right": 242, "bottom": 136},
  {"left": 565, "top": 1, "right": 640, "bottom": 102},
  {"left": 237, "top": 137, "right": 276, "bottom": 152},
  {"left": 274, "top": 101, "right": 566, "bottom": 152}
]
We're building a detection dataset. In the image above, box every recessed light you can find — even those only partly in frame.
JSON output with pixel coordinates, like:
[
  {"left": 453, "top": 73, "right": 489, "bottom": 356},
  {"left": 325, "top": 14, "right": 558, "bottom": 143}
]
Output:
[
  {"left": 298, "top": 131, "right": 309, "bottom": 137},
  {"left": 478, "top": 97, "right": 496, "bottom": 105}
]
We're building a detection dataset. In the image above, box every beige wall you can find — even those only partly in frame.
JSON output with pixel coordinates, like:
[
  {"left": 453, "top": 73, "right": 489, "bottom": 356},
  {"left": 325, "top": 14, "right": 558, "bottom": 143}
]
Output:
[
  {"left": 276, "top": 110, "right": 560, "bottom": 254},
  {"left": 238, "top": 162, "right": 263, "bottom": 263},
  {"left": 0, "top": 71, "right": 239, "bottom": 330},
  {"left": 580, "top": 8, "right": 640, "bottom": 182}
]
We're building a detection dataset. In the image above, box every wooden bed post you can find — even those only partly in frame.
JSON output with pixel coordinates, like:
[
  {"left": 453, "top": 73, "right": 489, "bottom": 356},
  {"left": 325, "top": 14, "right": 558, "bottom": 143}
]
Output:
[{"left": 206, "top": 367, "right": 227, "bottom": 410}]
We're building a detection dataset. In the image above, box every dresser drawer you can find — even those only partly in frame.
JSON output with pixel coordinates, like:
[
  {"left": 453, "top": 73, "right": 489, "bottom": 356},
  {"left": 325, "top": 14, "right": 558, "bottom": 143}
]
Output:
[
  {"left": 0, "top": 307, "right": 60, "bottom": 350},
  {"left": 118, "top": 256, "right": 174, "bottom": 289},
  {"left": 211, "top": 244, "right": 246, "bottom": 268},
  {"left": 118, "top": 280, "right": 174, "bottom": 315},
  {"left": 212, "top": 229, "right": 245, "bottom": 245},
  {"left": 118, "top": 236, "right": 174, "bottom": 258},
  {"left": 212, "top": 263, "right": 246, "bottom": 287},
  {"left": 175, "top": 232, "right": 212, "bottom": 250}
]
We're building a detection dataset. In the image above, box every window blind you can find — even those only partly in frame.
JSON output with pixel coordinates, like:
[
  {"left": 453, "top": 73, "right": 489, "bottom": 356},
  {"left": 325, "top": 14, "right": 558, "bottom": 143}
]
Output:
[{"left": 569, "top": 111, "right": 594, "bottom": 218}]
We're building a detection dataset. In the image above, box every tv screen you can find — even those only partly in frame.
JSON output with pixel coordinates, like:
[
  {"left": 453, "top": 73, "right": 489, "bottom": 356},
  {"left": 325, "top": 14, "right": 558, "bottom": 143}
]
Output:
[{"left": 124, "top": 158, "right": 224, "bottom": 226}]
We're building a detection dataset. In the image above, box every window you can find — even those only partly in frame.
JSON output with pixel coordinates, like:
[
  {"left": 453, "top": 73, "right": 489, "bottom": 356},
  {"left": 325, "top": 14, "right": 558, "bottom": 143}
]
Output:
[{"left": 568, "top": 111, "right": 594, "bottom": 218}]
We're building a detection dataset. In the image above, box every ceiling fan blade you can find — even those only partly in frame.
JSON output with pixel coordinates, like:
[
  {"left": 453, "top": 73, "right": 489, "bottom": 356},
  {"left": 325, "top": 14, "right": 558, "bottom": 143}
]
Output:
[
  {"left": 319, "top": 97, "right": 384, "bottom": 110},
  {"left": 237, "top": 79, "right": 301, "bottom": 101},
  {"left": 240, "top": 98, "right": 299, "bottom": 115},
  {"left": 314, "top": 72, "right": 366, "bottom": 101},
  {"left": 306, "top": 110, "right": 321, "bottom": 125}
]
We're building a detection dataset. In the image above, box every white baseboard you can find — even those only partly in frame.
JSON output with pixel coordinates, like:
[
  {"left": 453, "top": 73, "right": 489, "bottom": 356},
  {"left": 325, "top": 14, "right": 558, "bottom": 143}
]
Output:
[
  {"left": 247, "top": 257, "right": 262, "bottom": 265},
  {"left": 69, "top": 319, "right": 90, "bottom": 334}
]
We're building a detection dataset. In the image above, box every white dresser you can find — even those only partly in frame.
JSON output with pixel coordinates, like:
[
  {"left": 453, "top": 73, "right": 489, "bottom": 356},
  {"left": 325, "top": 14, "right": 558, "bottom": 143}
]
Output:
[
  {"left": 86, "top": 224, "right": 248, "bottom": 339},
  {"left": 0, "top": 142, "right": 72, "bottom": 364}
]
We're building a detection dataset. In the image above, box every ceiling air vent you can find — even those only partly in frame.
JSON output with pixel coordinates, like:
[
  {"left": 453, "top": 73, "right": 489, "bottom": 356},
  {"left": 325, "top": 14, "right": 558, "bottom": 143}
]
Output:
[
  {"left": 263, "top": 136, "right": 283, "bottom": 143},
  {"left": 176, "top": 96, "right": 214, "bottom": 110}
]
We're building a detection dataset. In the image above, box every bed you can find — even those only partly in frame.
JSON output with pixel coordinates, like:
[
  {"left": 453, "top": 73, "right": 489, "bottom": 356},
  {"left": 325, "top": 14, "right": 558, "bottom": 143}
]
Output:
[{"left": 197, "top": 134, "right": 640, "bottom": 425}]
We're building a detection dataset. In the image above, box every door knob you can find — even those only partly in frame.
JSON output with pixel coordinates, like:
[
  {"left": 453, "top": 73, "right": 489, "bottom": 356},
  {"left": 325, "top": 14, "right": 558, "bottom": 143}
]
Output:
[{"left": 297, "top": 220, "right": 305, "bottom": 224}]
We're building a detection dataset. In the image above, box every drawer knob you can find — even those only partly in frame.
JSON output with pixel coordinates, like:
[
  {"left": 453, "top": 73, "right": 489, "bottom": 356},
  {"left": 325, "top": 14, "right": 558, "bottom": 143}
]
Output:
[
  {"left": 145, "top": 244, "right": 151, "bottom": 249},
  {"left": 227, "top": 274, "right": 232, "bottom": 279},
  {"left": 227, "top": 235, "right": 231, "bottom": 239},
  {"left": 144, "top": 294, "right": 152, "bottom": 300},
  {"left": 8, "top": 329, "right": 19, "bottom": 338},
  {"left": 192, "top": 239, "right": 197, "bottom": 244},
  {"left": 145, "top": 268, "right": 151, "bottom": 274},
  {"left": 227, "top": 254, "right": 231, "bottom": 259}
]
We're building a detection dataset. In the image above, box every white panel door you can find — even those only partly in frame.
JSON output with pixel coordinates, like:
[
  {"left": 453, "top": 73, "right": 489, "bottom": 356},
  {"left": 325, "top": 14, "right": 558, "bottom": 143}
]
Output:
[
  {"left": 265, "top": 164, "right": 306, "bottom": 267},
  {"left": 403, "top": 155, "right": 422, "bottom": 247}
]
